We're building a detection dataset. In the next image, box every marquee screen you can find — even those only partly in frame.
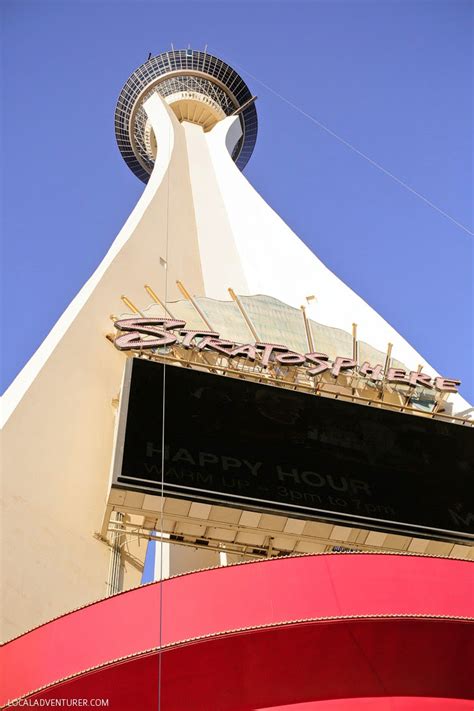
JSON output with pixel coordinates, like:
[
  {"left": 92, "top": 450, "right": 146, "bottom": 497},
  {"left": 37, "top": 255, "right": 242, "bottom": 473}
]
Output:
[{"left": 113, "top": 357, "right": 474, "bottom": 542}]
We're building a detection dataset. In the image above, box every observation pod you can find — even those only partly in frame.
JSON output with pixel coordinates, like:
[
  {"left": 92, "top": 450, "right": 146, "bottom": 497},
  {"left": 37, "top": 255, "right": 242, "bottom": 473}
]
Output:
[{"left": 115, "top": 48, "right": 258, "bottom": 182}]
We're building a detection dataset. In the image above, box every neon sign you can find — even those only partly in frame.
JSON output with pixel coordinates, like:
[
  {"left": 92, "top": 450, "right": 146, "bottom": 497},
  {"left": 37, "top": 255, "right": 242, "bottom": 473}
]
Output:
[{"left": 113, "top": 317, "right": 460, "bottom": 392}]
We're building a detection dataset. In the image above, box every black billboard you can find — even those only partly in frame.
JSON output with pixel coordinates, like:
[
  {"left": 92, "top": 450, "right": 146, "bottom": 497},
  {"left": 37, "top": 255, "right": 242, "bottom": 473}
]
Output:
[{"left": 112, "top": 357, "right": 474, "bottom": 543}]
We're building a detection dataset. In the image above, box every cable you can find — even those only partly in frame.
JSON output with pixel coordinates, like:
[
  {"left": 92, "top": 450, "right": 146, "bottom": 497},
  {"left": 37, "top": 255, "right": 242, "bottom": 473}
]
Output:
[
  {"left": 225, "top": 55, "right": 473, "bottom": 237},
  {"left": 158, "top": 116, "right": 172, "bottom": 711}
]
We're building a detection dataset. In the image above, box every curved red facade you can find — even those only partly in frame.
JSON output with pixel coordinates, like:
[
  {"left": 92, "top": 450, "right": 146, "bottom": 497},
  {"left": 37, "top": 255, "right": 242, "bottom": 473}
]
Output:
[{"left": 2, "top": 553, "right": 473, "bottom": 709}]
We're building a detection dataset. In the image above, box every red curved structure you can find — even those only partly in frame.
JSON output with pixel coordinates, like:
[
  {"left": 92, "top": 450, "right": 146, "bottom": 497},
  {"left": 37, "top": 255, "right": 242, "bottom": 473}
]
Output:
[{"left": 2, "top": 553, "right": 473, "bottom": 709}]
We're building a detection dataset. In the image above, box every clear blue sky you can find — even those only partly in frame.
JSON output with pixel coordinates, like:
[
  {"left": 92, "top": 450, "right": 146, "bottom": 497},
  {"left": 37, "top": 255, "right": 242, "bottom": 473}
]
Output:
[{"left": 2, "top": 0, "right": 473, "bottom": 403}]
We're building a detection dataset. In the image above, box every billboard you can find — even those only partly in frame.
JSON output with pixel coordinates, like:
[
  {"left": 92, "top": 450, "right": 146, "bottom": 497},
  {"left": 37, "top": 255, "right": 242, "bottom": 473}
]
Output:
[{"left": 112, "top": 357, "right": 474, "bottom": 543}]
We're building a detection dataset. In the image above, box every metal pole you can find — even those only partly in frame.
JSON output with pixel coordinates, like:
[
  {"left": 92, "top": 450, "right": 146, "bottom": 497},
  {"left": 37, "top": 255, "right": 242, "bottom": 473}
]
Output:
[
  {"left": 228, "top": 288, "right": 260, "bottom": 341},
  {"left": 176, "top": 280, "right": 214, "bottom": 330}
]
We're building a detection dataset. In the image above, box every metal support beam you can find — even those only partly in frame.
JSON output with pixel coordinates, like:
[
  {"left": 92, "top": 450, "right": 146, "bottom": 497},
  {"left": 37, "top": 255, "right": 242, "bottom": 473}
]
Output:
[
  {"left": 121, "top": 295, "right": 144, "bottom": 316},
  {"left": 231, "top": 96, "right": 257, "bottom": 116},
  {"left": 176, "top": 280, "right": 214, "bottom": 330},
  {"left": 384, "top": 342, "right": 393, "bottom": 376},
  {"left": 228, "top": 288, "right": 260, "bottom": 341},
  {"left": 301, "top": 305, "right": 315, "bottom": 352},
  {"left": 352, "top": 323, "right": 358, "bottom": 364},
  {"left": 144, "top": 284, "right": 176, "bottom": 318}
]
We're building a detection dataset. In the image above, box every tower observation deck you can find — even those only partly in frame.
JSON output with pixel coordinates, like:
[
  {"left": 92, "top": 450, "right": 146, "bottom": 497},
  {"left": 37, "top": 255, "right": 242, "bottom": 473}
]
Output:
[{"left": 115, "top": 49, "right": 258, "bottom": 182}]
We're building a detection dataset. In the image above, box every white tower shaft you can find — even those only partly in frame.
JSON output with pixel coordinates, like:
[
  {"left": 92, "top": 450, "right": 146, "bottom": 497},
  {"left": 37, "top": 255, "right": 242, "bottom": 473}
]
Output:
[{"left": 1, "top": 92, "right": 469, "bottom": 641}]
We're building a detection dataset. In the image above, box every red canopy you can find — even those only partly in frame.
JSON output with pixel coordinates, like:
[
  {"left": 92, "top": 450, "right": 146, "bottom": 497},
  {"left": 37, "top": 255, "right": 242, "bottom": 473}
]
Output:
[{"left": 2, "top": 553, "right": 473, "bottom": 709}]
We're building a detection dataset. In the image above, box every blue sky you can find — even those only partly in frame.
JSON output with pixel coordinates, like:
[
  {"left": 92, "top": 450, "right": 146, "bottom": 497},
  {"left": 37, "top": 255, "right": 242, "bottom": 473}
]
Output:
[{"left": 2, "top": 0, "right": 473, "bottom": 403}]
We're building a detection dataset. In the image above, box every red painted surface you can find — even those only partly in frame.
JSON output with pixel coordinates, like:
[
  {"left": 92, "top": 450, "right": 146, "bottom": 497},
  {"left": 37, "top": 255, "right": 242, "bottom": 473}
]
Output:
[
  {"left": 3, "top": 620, "right": 473, "bottom": 710},
  {"left": 2, "top": 554, "right": 473, "bottom": 709},
  {"left": 261, "top": 701, "right": 473, "bottom": 710}
]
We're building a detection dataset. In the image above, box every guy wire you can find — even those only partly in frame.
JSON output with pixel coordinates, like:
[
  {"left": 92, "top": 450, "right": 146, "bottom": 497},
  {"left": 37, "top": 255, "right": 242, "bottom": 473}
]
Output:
[
  {"left": 218, "top": 51, "right": 473, "bottom": 238},
  {"left": 158, "top": 118, "right": 172, "bottom": 711}
]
